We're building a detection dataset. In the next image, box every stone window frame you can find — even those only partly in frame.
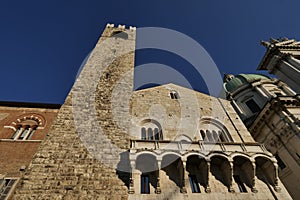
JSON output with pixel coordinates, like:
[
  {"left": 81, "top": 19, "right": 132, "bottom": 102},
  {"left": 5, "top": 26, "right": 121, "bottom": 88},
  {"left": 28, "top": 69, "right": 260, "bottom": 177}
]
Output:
[
  {"left": 140, "top": 119, "right": 163, "bottom": 141},
  {"left": 170, "top": 90, "right": 180, "bottom": 99},
  {"left": 0, "top": 177, "right": 18, "bottom": 200},
  {"left": 188, "top": 174, "right": 201, "bottom": 193},
  {"left": 199, "top": 118, "right": 233, "bottom": 143},
  {"left": 4, "top": 114, "right": 45, "bottom": 141},
  {"left": 140, "top": 174, "right": 150, "bottom": 194},
  {"left": 245, "top": 99, "right": 261, "bottom": 114}
]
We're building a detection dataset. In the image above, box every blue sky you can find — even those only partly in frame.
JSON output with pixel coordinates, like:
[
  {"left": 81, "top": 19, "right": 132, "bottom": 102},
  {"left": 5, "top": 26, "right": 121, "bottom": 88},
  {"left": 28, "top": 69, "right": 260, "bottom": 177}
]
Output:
[{"left": 1, "top": 0, "right": 300, "bottom": 104}]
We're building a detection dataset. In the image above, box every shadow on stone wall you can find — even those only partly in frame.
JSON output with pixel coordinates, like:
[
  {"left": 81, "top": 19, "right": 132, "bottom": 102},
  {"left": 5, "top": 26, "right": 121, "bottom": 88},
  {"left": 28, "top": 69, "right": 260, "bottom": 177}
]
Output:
[{"left": 116, "top": 151, "right": 131, "bottom": 188}]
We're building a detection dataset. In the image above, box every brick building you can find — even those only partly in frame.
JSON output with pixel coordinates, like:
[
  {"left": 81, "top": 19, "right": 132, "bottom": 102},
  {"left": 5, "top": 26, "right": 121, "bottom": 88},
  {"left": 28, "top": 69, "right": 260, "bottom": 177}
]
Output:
[{"left": 0, "top": 102, "right": 60, "bottom": 199}]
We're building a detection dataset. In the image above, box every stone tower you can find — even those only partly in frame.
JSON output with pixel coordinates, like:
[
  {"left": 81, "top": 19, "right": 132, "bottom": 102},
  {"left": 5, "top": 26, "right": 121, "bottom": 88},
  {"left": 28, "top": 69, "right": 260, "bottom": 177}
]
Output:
[
  {"left": 9, "top": 24, "right": 292, "bottom": 199},
  {"left": 258, "top": 38, "right": 300, "bottom": 93},
  {"left": 224, "top": 73, "right": 300, "bottom": 199}
]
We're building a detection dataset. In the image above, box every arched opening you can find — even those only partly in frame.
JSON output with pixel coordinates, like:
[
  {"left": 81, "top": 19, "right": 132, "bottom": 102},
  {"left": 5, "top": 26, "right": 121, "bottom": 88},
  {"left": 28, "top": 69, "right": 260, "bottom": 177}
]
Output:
[
  {"left": 148, "top": 128, "right": 153, "bottom": 140},
  {"left": 210, "top": 155, "right": 231, "bottom": 192},
  {"left": 139, "top": 119, "right": 163, "bottom": 141},
  {"left": 233, "top": 156, "right": 253, "bottom": 193},
  {"left": 186, "top": 155, "right": 207, "bottom": 193},
  {"left": 111, "top": 30, "right": 128, "bottom": 39},
  {"left": 10, "top": 117, "right": 41, "bottom": 140},
  {"left": 255, "top": 156, "right": 277, "bottom": 190},
  {"left": 141, "top": 128, "right": 146, "bottom": 140},
  {"left": 136, "top": 154, "right": 158, "bottom": 194},
  {"left": 199, "top": 118, "right": 233, "bottom": 143},
  {"left": 161, "top": 154, "right": 182, "bottom": 189},
  {"left": 200, "top": 130, "right": 206, "bottom": 141}
]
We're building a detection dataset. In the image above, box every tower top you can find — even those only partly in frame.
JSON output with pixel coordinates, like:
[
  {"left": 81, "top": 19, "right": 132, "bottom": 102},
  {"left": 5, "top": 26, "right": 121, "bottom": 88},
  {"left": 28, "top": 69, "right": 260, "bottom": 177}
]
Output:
[
  {"left": 105, "top": 23, "right": 136, "bottom": 31},
  {"left": 260, "top": 37, "right": 300, "bottom": 49}
]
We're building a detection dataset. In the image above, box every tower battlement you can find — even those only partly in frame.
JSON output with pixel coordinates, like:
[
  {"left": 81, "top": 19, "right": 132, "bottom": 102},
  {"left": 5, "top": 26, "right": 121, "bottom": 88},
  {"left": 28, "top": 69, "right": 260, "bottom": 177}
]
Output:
[{"left": 106, "top": 23, "right": 136, "bottom": 31}]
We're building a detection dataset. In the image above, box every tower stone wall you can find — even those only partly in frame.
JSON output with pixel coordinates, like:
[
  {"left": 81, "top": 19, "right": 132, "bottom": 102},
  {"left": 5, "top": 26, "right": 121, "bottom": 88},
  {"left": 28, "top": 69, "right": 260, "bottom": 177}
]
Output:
[{"left": 12, "top": 24, "right": 136, "bottom": 200}]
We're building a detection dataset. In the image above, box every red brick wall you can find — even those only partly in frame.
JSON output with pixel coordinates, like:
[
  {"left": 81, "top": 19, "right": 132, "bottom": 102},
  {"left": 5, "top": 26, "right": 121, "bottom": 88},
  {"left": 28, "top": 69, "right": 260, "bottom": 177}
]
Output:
[{"left": 0, "top": 105, "right": 59, "bottom": 177}]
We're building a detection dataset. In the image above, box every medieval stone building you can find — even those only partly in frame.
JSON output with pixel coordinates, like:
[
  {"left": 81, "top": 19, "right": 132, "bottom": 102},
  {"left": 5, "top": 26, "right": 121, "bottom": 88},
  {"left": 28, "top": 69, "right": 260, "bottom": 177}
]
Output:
[{"left": 0, "top": 24, "right": 294, "bottom": 199}]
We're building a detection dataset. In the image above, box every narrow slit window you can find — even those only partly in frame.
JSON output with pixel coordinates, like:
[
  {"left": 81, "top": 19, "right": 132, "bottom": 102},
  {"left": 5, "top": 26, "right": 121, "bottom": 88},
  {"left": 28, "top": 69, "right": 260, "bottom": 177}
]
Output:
[
  {"left": 189, "top": 175, "right": 200, "bottom": 193},
  {"left": 200, "top": 130, "right": 206, "bottom": 141},
  {"left": 141, "top": 128, "right": 146, "bottom": 140},
  {"left": 141, "top": 175, "right": 150, "bottom": 194},
  {"left": 19, "top": 128, "right": 29, "bottom": 140},
  {"left": 219, "top": 131, "right": 226, "bottom": 142},
  {"left": 27, "top": 129, "right": 36, "bottom": 140},
  {"left": 11, "top": 128, "right": 22, "bottom": 139},
  {"left": 212, "top": 130, "right": 219, "bottom": 142},
  {"left": 148, "top": 128, "right": 153, "bottom": 140},
  {"left": 154, "top": 128, "right": 159, "bottom": 140},
  {"left": 206, "top": 130, "right": 214, "bottom": 142}
]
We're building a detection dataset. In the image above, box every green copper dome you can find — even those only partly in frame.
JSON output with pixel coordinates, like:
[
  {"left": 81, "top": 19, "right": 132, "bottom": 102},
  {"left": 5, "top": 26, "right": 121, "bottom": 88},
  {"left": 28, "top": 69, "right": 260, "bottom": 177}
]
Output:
[{"left": 224, "top": 74, "right": 270, "bottom": 93}]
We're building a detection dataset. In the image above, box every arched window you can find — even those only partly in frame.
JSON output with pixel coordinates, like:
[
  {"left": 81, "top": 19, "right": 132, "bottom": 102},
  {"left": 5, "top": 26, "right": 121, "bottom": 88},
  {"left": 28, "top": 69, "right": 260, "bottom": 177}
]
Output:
[
  {"left": 148, "top": 128, "right": 153, "bottom": 140},
  {"left": 170, "top": 91, "right": 179, "bottom": 99},
  {"left": 140, "top": 119, "right": 163, "bottom": 141},
  {"left": 206, "top": 130, "right": 214, "bottom": 142},
  {"left": 212, "top": 130, "right": 219, "bottom": 142},
  {"left": 8, "top": 115, "right": 44, "bottom": 141},
  {"left": 111, "top": 30, "right": 128, "bottom": 39},
  {"left": 199, "top": 118, "right": 233, "bottom": 143},
  {"left": 12, "top": 124, "right": 38, "bottom": 140},
  {"left": 141, "top": 128, "right": 146, "bottom": 140}
]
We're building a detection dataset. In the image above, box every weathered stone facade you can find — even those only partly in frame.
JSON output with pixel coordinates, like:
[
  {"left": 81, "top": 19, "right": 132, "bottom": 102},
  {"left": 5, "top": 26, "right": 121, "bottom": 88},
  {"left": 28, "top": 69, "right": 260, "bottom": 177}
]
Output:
[{"left": 5, "top": 24, "right": 293, "bottom": 199}]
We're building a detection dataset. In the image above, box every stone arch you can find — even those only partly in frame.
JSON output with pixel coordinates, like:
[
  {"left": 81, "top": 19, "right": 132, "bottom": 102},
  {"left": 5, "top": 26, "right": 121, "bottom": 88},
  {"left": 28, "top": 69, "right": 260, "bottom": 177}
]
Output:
[
  {"left": 160, "top": 151, "right": 181, "bottom": 158},
  {"left": 139, "top": 119, "right": 163, "bottom": 140},
  {"left": 230, "top": 152, "right": 252, "bottom": 161},
  {"left": 111, "top": 30, "right": 128, "bottom": 39},
  {"left": 251, "top": 153, "right": 275, "bottom": 162},
  {"left": 210, "top": 155, "right": 231, "bottom": 192},
  {"left": 12, "top": 113, "right": 46, "bottom": 128},
  {"left": 207, "top": 152, "right": 230, "bottom": 161},
  {"left": 136, "top": 153, "right": 159, "bottom": 194},
  {"left": 161, "top": 154, "right": 182, "bottom": 188},
  {"left": 199, "top": 117, "right": 233, "bottom": 142},
  {"left": 186, "top": 155, "right": 208, "bottom": 192},
  {"left": 136, "top": 151, "right": 158, "bottom": 160},
  {"left": 255, "top": 156, "right": 278, "bottom": 190},
  {"left": 183, "top": 152, "right": 206, "bottom": 161},
  {"left": 232, "top": 155, "right": 253, "bottom": 193},
  {"left": 8, "top": 113, "right": 46, "bottom": 140}
]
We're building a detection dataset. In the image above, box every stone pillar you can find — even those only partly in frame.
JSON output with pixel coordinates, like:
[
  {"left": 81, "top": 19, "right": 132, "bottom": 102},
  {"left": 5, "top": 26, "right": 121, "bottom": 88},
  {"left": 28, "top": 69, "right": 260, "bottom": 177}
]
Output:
[
  {"left": 251, "top": 161, "right": 258, "bottom": 193},
  {"left": 273, "top": 162, "right": 281, "bottom": 192},
  {"left": 155, "top": 160, "right": 162, "bottom": 194},
  {"left": 180, "top": 159, "right": 187, "bottom": 193},
  {"left": 14, "top": 127, "right": 24, "bottom": 140},
  {"left": 205, "top": 159, "right": 211, "bottom": 193},
  {"left": 23, "top": 127, "right": 33, "bottom": 140},
  {"left": 228, "top": 161, "right": 235, "bottom": 193},
  {"left": 128, "top": 160, "right": 135, "bottom": 194}
]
